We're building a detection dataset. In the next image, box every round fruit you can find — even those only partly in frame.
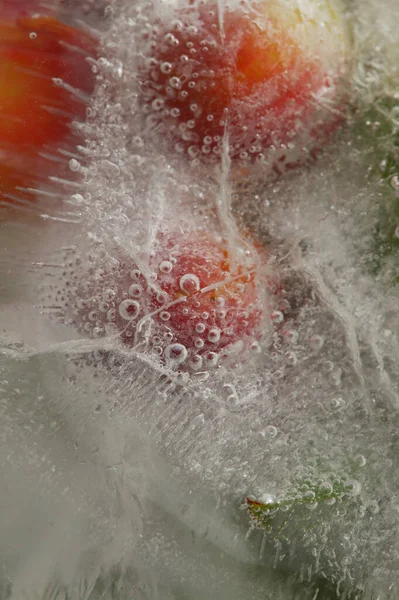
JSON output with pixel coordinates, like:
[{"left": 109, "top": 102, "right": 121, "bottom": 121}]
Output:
[
  {"left": 0, "top": 15, "right": 97, "bottom": 210},
  {"left": 138, "top": 0, "right": 350, "bottom": 169},
  {"left": 60, "top": 227, "right": 268, "bottom": 371}
]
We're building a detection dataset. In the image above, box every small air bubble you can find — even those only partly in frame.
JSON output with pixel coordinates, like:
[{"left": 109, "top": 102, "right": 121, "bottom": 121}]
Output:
[
  {"left": 103, "top": 289, "right": 116, "bottom": 301},
  {"left": 265, "top": 425, "right": 277, "bottom": 438},
  {"left": 118, "top": 299, "right": 140, "bottom": 321},
  {"left": 208, "top": 328, "right": 221, "bottom": 343},
  {"left": 107, "top": 308, "right": 116, "bottom": 321},
  {"left": 69, "top": 159, "right": 81, "bottom": 172},
  {"left": 152, "top": 98, "right": 164, "bottom": 111},
  {"left": 250, "top": 341, "right": 261, "bottom": 353},
  {"left": 159, "top": 260, "right": 173, "bottom": 274},
  {"left": 205, "top": 352, "right": 219, "bottom": 367},
  {"left": 271, "top": 310, "right": 284, "bottom": 324},
  {"left": 160, "top": 62, "right": 173, "bottom": 74},
  {"left": 29, "top": 32, "right": 37, "bottom": 39},
  {"left": 196, "top": 323, "right": 206, "bottom": 333},
  {"left": 180, "top": 273, "right": 200, "bottom": 294},
  {"left": 285, "top": 351, "right": 297, "bottom": 365},
  {"left": 319, "top": 482, "right": 333, "bottom": 494},
  {"left": 165, "top": 343, "right": 188, "bottom": 364},
  {"left": 169, "top": 76, "right": 181, "bottom": 89},
  {"left": 344, "top": 480, "right": 362, "bottom": 497},
  {"left": 160, "top": 311, "right": 171, "bottom": 321},
  {"left": 355, "top": 454, "right": 367, "bottom": 467},
  {"left": 129, "top": 284, "right": 142, "bottom": 297},
  {"left": 189, "top": 355, "right": 203, "bottom": 370},
  {"left": 283, "top": 329, "right": 298, "bottom": 344},
  {"left": 309, "top": 334, "right": 325, "bottom": 352}
]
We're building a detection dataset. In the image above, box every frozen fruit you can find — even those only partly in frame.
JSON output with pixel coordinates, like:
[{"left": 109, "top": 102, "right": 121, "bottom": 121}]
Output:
[
  {"left": 138, "top": 0, "right": 350, "bottom": 169},
  {"left": 0, "top": 15, "right": 97, "bottom": 210},
  {"left": 60, "top": 227, "right": 269, "bottom": 371}
]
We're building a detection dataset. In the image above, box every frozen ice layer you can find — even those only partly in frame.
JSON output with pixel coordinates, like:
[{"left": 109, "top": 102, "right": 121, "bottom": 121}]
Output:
[{"left": 1, "top": 0, "right": 399, "bottom": 599}]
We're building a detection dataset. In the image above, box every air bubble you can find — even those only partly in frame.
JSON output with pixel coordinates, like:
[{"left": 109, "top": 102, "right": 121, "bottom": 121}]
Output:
[
  {"left": 159, "top": 260, "right": 173, "bottom": 274},
  {"left": 250, "top": 341, "right": 261, "bottom": 353},
  {"left": 265, "top": 425, "right": 277, "bottom": 438},
  {"left": 189, "top": 355, "right": 203, "bottom": 370},
  {"left": 205, "top": 352, "right": 219, "bottom": 367},
  {"left": 152, "top": 98, "right": 164, "bottom": 111},
  {"left": 283, "top": 329, "right": 298, "bottom": 344},
  {"left": 118, "top": 299, "right": 140, "bottom": 321},
  {"left": 355, "top": 454, "right": 367, "bottom": 467},
  {"left": 169, "top": 76, "right": 181, "bottom": 89},
  {"left": 103, "top": 289, "right": 116, "bottom": 301},
  {"left": 271, "top": 310, "right": 284, "bottom": 324},
  {"left": 107, "top": 308, "right": 116, "bottom": 321},
  {"left": 319, "top": 482, "right": 333, "bottom": 495},
  {"left": 160, "top": 62, "right": 173, "bottom": 74},
  {"left": 344, "top": 480, "right": 362, "bottom": 497},
  {"left": 309, "top": 334, "right": 325, "bottom": 352},
  {"left": 329, "top": 367, "right": 342, "bottom": 386},
  {"left": 165, "top": 343, "right": 188, "bottom": 364},
  {"left": 208, "top": 328, "right": 221, "bottom": 343},
  {"left": 196, "top": 323, "right": 206, "bottom": 333},
  {"left": 69, "top": 159, "right": 81, "bottom": 172},
  {"left": 129, "top": 284, "right": 142, "bottom": 297},
  {"left": 329, "top": 396, "right": 345, "bottom": 410},
  {"left": 180, "top": 273, "right": 200, "bottom": 294},
  {"left": 157, "top": 292, "right": 168, "bottom": 303},
  {"left": 304, "top": 490, "right": 316, "bottom": 501},
  {"left": 29, "top": 32, "right": 37, "bottom": 39},
  {"left": 285, "top": 351, "right": 297, "bottom": 365},
  {"left": 160, "top": 311, "right": 171, "bottom": 321},
  {"left": 195, "top": 338, "right": 204, "bottom": 348}
]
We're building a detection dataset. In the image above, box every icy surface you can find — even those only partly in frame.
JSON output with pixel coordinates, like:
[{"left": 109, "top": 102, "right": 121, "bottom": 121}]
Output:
[{"left": 1, "top": 0, "right": 399, "bottom": 598}]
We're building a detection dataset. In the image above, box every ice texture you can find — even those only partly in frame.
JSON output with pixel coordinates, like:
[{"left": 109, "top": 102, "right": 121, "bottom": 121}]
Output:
[{"left": 1, "top": 0, "right": 399, "bottom": 598}]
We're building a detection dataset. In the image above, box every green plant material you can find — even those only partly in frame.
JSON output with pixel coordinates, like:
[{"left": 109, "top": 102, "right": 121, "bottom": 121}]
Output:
[
  {"left": 245, "top": 457, "right": 363, "bottom": 535},
  {"left": 351, "top": 95, "right": 399, "bottom": 283}
]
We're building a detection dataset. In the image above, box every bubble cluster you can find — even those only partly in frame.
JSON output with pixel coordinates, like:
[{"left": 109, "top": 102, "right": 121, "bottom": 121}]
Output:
[
  {"left": 57, "top": 228, "right": 268, "bottom": 373},
  {"left": 137, "top": 0, "right": 350, "bottom": 168}
]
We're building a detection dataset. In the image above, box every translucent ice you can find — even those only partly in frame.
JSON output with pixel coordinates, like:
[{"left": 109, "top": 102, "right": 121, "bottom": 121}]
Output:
[{"left": 1, "top": 0, "right": 399, "bottom": 599}]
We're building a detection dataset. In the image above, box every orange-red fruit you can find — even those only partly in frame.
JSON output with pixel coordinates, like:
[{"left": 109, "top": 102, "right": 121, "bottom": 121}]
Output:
[
  {"left": 138, "top": 0, "right": 349, "bottom": 168},
  {"left": 62, "top": 228, "right": 267, "bottom": 370},
  {"left": 0, "top": 15, "right": 97, "bottom": 206}
]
